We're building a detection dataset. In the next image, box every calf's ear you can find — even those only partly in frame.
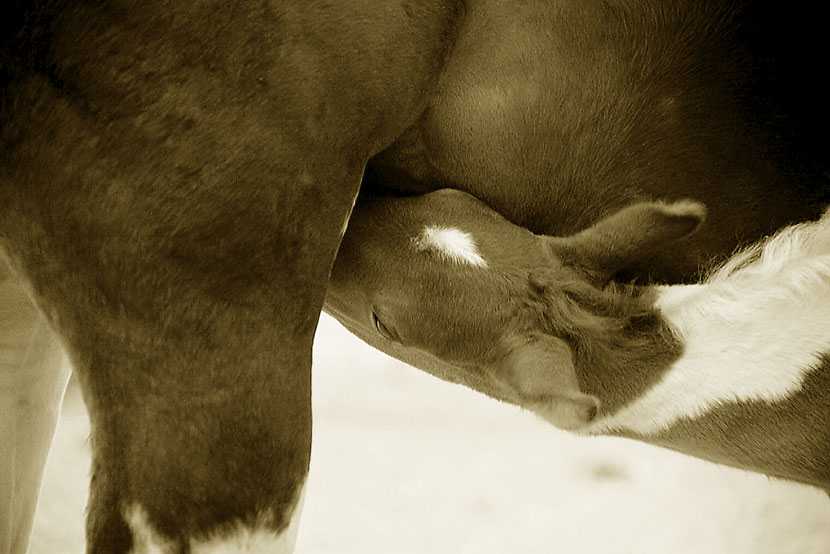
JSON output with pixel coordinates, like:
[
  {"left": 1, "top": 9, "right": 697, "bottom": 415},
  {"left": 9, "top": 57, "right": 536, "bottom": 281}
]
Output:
[
  {"left": 496, "top": 335, "right": 600, "bottom": 430},
  {"left": 543, "top": 199, "right": 706, "bottom": 281}
]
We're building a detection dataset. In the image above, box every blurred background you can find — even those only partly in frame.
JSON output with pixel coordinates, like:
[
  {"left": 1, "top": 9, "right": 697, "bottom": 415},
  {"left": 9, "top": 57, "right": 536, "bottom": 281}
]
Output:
[{"left": 30, "top": 313, "right": 830, "bottom": 554}]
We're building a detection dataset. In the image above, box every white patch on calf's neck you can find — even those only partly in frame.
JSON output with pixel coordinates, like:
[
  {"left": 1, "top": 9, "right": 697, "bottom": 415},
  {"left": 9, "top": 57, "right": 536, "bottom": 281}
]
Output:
[
  {"left": 125, "top": 482, "right": 306, "bottom": 554},
  {"left": 582, "top": 215, "right": 830, "bottom": 437},
  {"left": 412, "top": 225, "right": 488, "bottom": 267}
]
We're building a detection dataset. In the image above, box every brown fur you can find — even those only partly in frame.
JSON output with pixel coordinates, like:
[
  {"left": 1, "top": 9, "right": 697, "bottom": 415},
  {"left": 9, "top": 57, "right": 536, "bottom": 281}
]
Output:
[
  {"left": 519, "top": 275, "right": 683, "bottom": 416},
  {"left": 2, "top": 1, "right": 466, "bottom": 551}
]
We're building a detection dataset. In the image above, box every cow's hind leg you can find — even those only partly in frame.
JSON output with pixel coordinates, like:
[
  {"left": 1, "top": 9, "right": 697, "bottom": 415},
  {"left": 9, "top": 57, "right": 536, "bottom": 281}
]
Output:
[{"left": 0, "top": 260, "right": 70, "bottom": 554}]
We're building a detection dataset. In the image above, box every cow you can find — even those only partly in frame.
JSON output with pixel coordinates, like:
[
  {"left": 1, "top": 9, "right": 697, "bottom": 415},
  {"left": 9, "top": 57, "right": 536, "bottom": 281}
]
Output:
[
  {"left": 2, "top": 1, "right": 827, "bottom": 552},
  {"left": 327, "top": 189, "right": 830, "bottom": 491}
]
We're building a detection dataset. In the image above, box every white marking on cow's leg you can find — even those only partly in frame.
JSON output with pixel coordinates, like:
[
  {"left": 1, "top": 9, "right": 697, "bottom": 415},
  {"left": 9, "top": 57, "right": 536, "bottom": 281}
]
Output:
[
  {"left": 412, "top": 226, "right": 488, "bottom": 267},
  {"left": 125, "top": 505, "right": 177, "bottom": 554},
  {"left": 192, "top": 482, "right": 306, "bottom": 554},
  {"left": 125, "top": 482, "right": 307, "bottom": 554},
  {"left": 0, "top": 276, "right": 70, "bottom": 554},
  {"left": 124, "top": 504, "right": 176, "bottom": 554}
]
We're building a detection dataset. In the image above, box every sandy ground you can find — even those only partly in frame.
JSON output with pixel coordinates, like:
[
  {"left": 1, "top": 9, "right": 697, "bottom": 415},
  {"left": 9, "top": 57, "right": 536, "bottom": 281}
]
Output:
[{"left": 29, "top": 314, "right": 830, "bottom": 554}]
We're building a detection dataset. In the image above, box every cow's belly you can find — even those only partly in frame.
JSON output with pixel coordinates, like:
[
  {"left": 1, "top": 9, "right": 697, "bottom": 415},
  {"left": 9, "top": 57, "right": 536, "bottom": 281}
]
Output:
[{"left": 366, "top": 0, "right": 830, "bottom": 283}]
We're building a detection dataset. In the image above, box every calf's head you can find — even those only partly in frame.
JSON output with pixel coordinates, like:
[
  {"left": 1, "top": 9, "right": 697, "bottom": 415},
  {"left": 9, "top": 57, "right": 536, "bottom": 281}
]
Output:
[{"left": 327, "top": 189, "right": 704, "bottom": 429}]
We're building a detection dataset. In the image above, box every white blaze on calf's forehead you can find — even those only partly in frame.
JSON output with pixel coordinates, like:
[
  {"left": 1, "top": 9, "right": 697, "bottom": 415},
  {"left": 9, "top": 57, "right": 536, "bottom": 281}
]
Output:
[
  {"left": 412, "top": 225, "right": 488, "bottom": 267},
  {"left": 126, "top": 482, "right": 307, "bottom": 554}
]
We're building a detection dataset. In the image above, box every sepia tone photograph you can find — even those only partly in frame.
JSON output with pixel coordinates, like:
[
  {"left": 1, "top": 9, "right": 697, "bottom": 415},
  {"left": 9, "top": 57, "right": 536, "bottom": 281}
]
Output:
[{"left": 3, "top": 1, "right": 829, "bottom": 553}]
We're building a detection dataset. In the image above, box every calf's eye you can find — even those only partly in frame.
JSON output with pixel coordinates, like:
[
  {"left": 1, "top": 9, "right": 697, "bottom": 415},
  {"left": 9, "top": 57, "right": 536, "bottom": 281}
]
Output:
[{"left": 371, "top": 311, "right": 398, "bottom": 342}]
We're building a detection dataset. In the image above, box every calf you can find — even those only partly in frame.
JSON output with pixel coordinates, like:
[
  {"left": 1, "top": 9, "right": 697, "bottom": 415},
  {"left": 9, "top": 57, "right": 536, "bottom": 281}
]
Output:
[{"left": 327, "top": 189, "right": 830, "bottom": 492}]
